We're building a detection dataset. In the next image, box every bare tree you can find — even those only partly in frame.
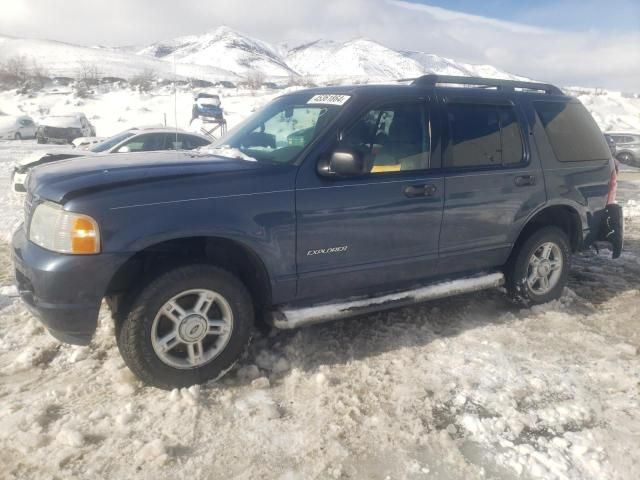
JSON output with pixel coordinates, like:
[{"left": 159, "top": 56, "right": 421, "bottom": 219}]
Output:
[
  {"left": 0, "top": 55, "right": 28, "bottom": 86},
  {"left": 130, "top": 68, "right": 157, "bottom": 93},
  {"left": 287, "top": 74, "right": 316, "bottom": 88},
  {"left": 76, "top": 61, "right": 101, "bottom": 87},
  {"left": 245, "top": 70, "right": 266, "bottom": 90}
]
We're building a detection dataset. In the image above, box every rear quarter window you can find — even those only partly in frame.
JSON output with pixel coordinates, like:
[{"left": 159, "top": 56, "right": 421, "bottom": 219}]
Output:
[{"left": 534, "top": 101, "right": 610, "bottom": 162}]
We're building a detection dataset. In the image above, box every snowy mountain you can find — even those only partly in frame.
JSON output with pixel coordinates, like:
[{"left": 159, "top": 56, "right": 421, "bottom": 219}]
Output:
[
  {"left": 0, "top": 27, "right": 553, "bottom": 85},
  {"left": 137, "top": 26, "right": 296, "bottom": 77},
  {"left": 286, "top": 39, "right": 425, "bottom": 81},
  {"left": 0, "top": 35, "right": 238, "bottom": 82},
  {"left": 403, "top": 51, "right": 529, "bottom": 81}
]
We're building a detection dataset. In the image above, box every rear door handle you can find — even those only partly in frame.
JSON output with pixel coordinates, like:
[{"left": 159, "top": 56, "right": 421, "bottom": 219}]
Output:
[
  {"left": 514, "top": 175, "right": 536, "bottom": 187},
  {"left": 403, "top": 184, "right": 437, "bottom": 198}
]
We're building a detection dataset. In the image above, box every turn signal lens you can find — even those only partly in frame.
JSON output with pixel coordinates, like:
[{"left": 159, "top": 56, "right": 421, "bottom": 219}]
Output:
[{"left": 71, "top": 217, "right": 99, "bottom": 254}]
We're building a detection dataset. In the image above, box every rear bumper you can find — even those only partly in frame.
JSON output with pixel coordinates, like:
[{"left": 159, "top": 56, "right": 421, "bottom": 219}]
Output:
[
  {"left": 599, "top": 204, "right": 624, "bottom": 258},
  {"left": 12, "top": 227, "right": 127, "bottom": 345}
]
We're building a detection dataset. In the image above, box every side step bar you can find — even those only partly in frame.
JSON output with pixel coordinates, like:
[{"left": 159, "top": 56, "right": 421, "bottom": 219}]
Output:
[{"left": 271, "top": 272, "right": 505, "bottom": 329}]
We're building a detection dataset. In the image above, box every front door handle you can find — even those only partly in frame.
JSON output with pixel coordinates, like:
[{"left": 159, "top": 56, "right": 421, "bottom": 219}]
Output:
[
  {"left": 403, "top": 184, "right": 437, "bottom": 198},
  {"left": 404, "top": 184, "right": 426, "bottom": 197},
  {"left": 514, "top": 175, "right": 536, "bottom": 187}
]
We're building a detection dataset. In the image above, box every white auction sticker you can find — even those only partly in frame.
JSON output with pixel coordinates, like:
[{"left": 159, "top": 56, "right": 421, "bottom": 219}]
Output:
[{"left": 307, "top": 94, "right": 351, "bottom": 106}]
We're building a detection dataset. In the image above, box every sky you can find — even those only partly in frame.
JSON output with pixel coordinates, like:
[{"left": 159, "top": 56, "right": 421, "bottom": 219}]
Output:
[{"left": 1, "top": 0, "right": 639, "bottom": 90}]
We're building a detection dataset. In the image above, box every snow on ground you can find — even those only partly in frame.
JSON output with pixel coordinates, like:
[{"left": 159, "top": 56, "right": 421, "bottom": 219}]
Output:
[
  {"left": 0, "top": 85, "right": 282, "bottom": 139},
  {"left": 0, "top": 90, "right": 639, "bottom": 480}
]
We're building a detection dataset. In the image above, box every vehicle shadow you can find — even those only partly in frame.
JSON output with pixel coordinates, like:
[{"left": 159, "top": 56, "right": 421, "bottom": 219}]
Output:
[{"left": 220, "top": 236, "right": 640, "bottom": 390}]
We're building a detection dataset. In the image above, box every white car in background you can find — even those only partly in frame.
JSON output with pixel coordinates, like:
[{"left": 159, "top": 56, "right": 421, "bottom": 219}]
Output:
[
  {"left": 71, "top": 136, "right": 107, "bottom": 149},
  {"left": 0, "top": 115, "right": 38, "bottom": 140},
  {"left": 12, "top": 126, "right": 212, "bottom": 193},
  {"left": 36, "top": 113, "right": 96, "bottom": 144}
]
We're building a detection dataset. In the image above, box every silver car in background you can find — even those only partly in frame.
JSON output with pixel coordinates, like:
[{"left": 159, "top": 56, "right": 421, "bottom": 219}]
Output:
[
  {"left": 0, "top": 115, "right": 38, "bottom": 140},
  {"left": 12, "top": 127, "right": 212, "bottom": 193},
  {"left": 608, "top": 132, "right": 640, "bottom": 167}
]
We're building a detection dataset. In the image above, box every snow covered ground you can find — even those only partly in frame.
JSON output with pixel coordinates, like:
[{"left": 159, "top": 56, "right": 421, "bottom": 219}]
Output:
[{"left": 0, "top": 89, "right": 639, "bottom": 480}]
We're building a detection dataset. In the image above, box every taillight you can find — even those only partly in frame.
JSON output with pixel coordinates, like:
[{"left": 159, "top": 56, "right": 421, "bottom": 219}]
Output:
[{"left": 607, "top": 166, "right": 617, "bottom": 205}]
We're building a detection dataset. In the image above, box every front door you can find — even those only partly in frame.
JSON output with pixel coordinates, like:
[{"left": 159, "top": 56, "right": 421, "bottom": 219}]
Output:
[{"left": 295, "top": 98, "right": 444, "bottom": 302}]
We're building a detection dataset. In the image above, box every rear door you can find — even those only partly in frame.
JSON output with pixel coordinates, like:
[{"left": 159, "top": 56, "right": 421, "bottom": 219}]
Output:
[
  {"left": 295, "top": 96, "right": 445, "bottom": 302},
  {"left": 437, "top": 93, "right": 546, "bottom": 275}
]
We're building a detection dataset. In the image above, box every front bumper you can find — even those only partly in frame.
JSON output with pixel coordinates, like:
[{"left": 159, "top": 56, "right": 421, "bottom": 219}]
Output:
[{"left": 12, "top": 227, "right": 127, "bottom": 345}]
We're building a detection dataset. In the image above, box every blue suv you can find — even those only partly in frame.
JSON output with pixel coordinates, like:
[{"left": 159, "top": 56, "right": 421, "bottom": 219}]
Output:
[{"left": 12, "top": 75, "right": 623, "bottom": 389}]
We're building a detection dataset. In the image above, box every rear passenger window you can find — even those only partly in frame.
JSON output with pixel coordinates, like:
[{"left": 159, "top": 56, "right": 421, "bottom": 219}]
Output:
[
  {"left": 534, "top": 101, "right": 610, "bottom": 162},
  {"left": 445, "top": 103, "right": 524, "bottom": 168},
  {"left": 340, "top": 102, "right": 430, "bottom": 173}
]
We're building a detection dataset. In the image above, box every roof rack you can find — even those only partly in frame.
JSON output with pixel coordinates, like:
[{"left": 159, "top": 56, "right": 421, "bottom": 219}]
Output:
[{"left": 401, "top": 74, "right": 563, "bottom": 95}]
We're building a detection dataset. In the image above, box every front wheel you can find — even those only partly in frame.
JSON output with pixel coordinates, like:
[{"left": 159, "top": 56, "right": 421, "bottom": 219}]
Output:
[
  {"left": 117, "top": 265, "right": 254, "bottom": 389},
  {"left": 14, "top": 132, "right": 22, "bottom": 140},
  {"left": 505, "top": 226, "right": 571, "bottom": 305}
]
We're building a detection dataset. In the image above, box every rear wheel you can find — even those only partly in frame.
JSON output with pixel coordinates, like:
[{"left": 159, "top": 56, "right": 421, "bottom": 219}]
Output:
[
  {"left": 616, "top": 152, "right": 636, "bottom": 167},
  {"left": 117, "top": 265, "right": 254, "bottom": 389},
  {"left": 505, "top": 226, "right": 571, "bottom": 305}
]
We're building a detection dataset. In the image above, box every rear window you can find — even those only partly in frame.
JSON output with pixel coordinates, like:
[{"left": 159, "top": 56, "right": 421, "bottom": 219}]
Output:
[
  {"left": 534, "top": 101, "right": 610, "bottom": 162},
  {"left": 445, "top": 103, "right": 524, "bottom": 168}
]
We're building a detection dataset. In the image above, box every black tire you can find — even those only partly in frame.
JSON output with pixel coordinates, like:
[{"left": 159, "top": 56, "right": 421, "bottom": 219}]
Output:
[
  {"left": 14, "top": 132, "right": 22, "bottom": 140},
  {"left": 505, "top": 226, "right": 571, "bottom": 306},
  {"left": 616, "top": 152, "right": 636, "bottom": 167},
  {"left": 117, "top": 265, "right": 254, "bottom": 390},
  {"left": 37, "top": 137, "right": 45, "bottom": 144}
]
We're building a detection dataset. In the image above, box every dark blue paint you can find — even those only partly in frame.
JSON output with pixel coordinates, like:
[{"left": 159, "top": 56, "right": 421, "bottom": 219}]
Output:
[{"left": 12, "top": 83, "right": 616, "bottom": 344}]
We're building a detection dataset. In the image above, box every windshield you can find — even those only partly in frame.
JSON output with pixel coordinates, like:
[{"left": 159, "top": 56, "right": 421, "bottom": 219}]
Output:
[
  {"left": 207, "top": 94, "right": 347, "bottom": 164},
  {"left": 91, "top": 131, "right": 136, "bottom": 152},
  {"left": 42, "top": 116, "right": 81, "bottom": 128}
]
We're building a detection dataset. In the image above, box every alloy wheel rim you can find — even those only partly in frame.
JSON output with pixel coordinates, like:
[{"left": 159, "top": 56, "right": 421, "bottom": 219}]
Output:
[
  {"left": 526, "top": 242, "right": 563, "bottom": 295},
  {"left": 151, "top": 288, "right": 233, "bottom": 369}
]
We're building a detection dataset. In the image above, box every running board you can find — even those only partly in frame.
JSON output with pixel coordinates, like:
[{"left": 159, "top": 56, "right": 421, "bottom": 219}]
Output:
[{"left": 271, "top": 272, "right": 505, "bottom": 329}]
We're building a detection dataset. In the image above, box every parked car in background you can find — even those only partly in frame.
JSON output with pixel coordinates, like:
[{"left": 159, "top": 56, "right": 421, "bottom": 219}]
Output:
[
  {"left": 607, "top": 132, "right": 640, "bottom": 167},
  {"left": 12, "top": 127, "right": 211, "bottom": 193},
  {"left": 12, "top": 75, "right": 623, "bottom": 389},
  {"left": 72, "top": 136, "right": 106, "bottom": 150},
  {"left": 36, "top": 113, "right": 96, "bottom": 144},
  {"left": 604, "top": 134, "right": 616, "bottom": 157},
  {"left": 0, "top": 115, "right": 38, "bottom": 140}
]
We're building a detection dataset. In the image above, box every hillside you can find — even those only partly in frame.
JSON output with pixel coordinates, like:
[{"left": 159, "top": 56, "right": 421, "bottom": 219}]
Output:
[
  {"left": 137, "top": 26, "right": 295, "bottom": 78},
  {"left": 0, "top": 35, "right": 238, "bottom": 82}
]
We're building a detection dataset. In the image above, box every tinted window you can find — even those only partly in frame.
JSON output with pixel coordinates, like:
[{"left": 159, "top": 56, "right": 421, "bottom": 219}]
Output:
[
  {"left": 534, "top": 101, "right": 610, "bottom": 162},
  {"left": 179, "top": 134, "right": 210, "bottom": 150},
  {"left": 118, "top": 133, "right": 168, "bottom": 152},
  {"left": 340, "top": 102, "right": 429, "bottom": 173},
  {"left": 445, "top": 103, "right": 524, "bottom": 168}
]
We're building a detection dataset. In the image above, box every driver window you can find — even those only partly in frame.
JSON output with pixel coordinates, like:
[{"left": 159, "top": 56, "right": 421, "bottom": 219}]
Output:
[{"left": 340, "top": 102, "right": 429, "bottom": 173}]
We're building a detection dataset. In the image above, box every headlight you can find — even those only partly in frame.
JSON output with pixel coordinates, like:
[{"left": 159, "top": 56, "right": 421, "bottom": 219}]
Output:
[{"left": 29, "top": 202, "right": 100, "bottom": 254}]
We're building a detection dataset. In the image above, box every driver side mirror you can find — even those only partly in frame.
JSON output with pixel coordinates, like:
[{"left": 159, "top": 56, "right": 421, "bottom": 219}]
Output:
[{"left": 318, "top": 149, "right": 370, "bottom": 177}]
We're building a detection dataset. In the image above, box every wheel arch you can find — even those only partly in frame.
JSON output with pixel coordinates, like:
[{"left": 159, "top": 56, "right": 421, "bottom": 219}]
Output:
[
  {"left": 105, "top": 235, "right": 272, "bottom": 321},
  {"left": 511, "top": 204, "right": 582, "bottom": 259}
]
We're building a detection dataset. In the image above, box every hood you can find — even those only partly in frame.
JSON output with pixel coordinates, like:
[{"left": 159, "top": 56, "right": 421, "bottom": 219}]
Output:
[
  {"left": 29, "top": 150, "right": 271, "bottom": 204},
  {"left": 15, "top": 148, "right": 87, "bottom": 173}
]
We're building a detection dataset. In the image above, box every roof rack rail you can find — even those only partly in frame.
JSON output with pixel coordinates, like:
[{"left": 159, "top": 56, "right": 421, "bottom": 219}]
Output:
[{"left": 403, "top": 74, "right": 563, "bottom": 95}]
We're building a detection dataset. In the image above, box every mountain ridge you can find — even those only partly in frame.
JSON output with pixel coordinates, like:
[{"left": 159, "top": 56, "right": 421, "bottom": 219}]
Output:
[{"left": 1, "top": 26, "right": 529, "bottom": 83}]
